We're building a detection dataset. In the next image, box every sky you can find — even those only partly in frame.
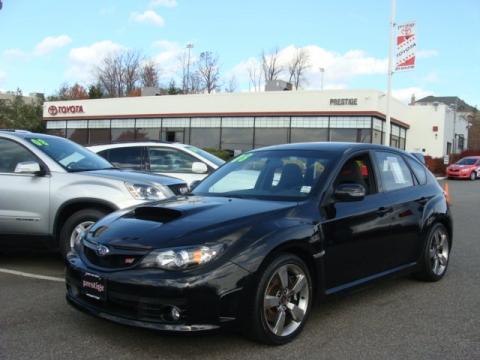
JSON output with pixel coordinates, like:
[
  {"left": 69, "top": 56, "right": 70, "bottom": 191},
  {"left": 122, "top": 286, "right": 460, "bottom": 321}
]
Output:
[{"left": 0, "top": 0, "right": 478, "bottom": 106}]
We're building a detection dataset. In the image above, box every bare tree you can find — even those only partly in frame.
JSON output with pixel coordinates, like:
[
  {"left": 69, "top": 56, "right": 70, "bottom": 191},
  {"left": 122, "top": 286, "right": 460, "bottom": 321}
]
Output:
[
  {"left": 141, "top": 61, "right": 160, "bottom": 88},
  {"left": 189, "top": 71, "right": 203, "bottom": 94},
  {"left": 288, "top": 49, "right": 311, "bottom": 90},
  {"left": 261, "top": 48, "right": 283, "bottom": 82},
  {"left": 197, "top": 51, "right": 220, "bottom": 93},
  {"left": 224, "top": 75, "right": 237, "bottom": 93},
  {"left": 247, "top": 60, "right": 262, "bottom": 92},
  {"left": 96, "top": 49, "right": 142, "bottom": 97}
]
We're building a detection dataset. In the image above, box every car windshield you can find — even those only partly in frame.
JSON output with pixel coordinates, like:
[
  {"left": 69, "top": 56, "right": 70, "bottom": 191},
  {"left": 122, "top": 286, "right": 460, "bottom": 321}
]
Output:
[
  {"left": 193, "top": 149, "right": 337, "bottom": 201},
  {"left": 184, "top": 145, "right": 225, "bottom": 167},
  {"left": 456, "top": 158, "right": 477, "bottom": 165},
  {"left": 26, "top": 136, "right": 115, "bottom": 172}
]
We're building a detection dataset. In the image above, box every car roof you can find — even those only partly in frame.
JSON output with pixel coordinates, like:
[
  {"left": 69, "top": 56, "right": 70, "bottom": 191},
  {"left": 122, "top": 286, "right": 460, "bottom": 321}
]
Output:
[
  {"left": 88, "top": 142, "right": 187, "bottom": 151},
  {"left": 251, "top": 142, "right": 400, "bottom": 154}
]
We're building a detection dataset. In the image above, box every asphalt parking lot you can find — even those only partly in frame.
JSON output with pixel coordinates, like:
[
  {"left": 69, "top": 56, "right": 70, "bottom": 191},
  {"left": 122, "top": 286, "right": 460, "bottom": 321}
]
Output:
[{"left": 1, "top": 179, "right": 479, "bottom": 360}]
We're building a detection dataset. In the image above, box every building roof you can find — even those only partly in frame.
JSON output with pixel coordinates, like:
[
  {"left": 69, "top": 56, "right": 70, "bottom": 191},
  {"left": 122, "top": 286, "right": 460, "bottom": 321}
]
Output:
[{"left": 415, "top": 96, "right": 476, "bottom": 112}]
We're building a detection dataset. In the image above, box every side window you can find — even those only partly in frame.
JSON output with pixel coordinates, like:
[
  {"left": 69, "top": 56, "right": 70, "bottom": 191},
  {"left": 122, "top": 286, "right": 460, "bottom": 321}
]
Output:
[
  {"left": 0, "top": 139, "right": 37, "bottom": 173},
  {"left": 405, "top": 157, "right": 427, "bottom": 185},
  {"left": 97, "top": 149, "right": 110, "bottom": 161},
  {"left": 148, "top": 147, "right": 198, "bottom": 173},
  {"left": 334, "top": 154, "right": 376, "bottom": 195},
  {"left": 374, "top": 151, "right": 414, "bottom": 191},
  {"left": 108, "top": 147, "right": 144, "bottom": 170}
]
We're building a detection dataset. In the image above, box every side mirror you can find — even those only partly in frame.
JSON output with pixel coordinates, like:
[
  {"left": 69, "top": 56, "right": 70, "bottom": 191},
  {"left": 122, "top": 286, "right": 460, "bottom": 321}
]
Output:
[
  {"left": 190, "top": 180, "right": 202, "bottom": 190},
  {"left": 334, "top": 183, "right": 366, "bottom": 202},
  {"left": 14, "top": 161, "right": 44, "bottom": 175},
  {"left": 191, "top": 162, "right": 208, "bottom": 174}
]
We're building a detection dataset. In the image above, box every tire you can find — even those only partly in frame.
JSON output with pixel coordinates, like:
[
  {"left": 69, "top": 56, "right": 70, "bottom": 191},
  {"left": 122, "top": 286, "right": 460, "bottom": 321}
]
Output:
[
  {"left": 245, "top": 253, "right": 313, "bottom": 345},
  {"left": 59, "top": 209, "right": 107, "bottom": 258},
  {"left": 470, "top": 172, "right": 477, "bottom": 181},
  {"left": 415, "top": 223, "right": 451, "bottom": 282}
]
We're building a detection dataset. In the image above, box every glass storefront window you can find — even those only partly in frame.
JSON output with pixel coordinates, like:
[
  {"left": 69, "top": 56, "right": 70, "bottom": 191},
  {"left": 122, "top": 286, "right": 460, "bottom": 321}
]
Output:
[
  {"left": 372, "top": 129, "right": 383, "bottom": 144},
  {"left": 46, "top": 129, "right": 66, "bottom": 137},
  {"left": 291, "top": 117, "right": 328, "bottom": 128},
  {"left": 89, "top": 129, "right": 110, "bottom": 145},
  {"left": 254, "top": 128, "right": 288, "bottom": 148},
  {"left": 111, "top": 129, "right": 136, "bottom": 142},
  {"left": 290, "top": 128, "right": 328, "bottom": 143},
  {"left": 221, "top": 128, "right": 254, "bottom": 151},
  {"left": 67, "top": 129, "right": 88, "bottom": 145},
  {"left": 161, "top": 128, "right": 189, "bottom": 143},
  {"left": 136, "top": 128, "right": 160, "bottom": 140},
  {"left": 190, "top": 128, "right": 221, "bottom": 148},
  {"left": 330, "top": 128, "right": 358, "bottom": 142},
  {"left": 358, "top": 129, "right": 372, "bottom": 143}
]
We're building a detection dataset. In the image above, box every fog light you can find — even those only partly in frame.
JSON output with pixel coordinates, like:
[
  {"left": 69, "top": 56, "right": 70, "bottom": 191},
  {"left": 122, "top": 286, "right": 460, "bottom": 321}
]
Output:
[{"left": 171, "top": 306, "right": 181, "bottom": 321}]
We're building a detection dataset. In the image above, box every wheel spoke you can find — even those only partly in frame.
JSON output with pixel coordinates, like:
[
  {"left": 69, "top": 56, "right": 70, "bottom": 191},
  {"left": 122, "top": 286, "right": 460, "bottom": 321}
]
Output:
[
  {"left": 438, "top": 254, "right": 448, "bottom": 266},
  {"left": 289, "top": 274, "right": 306, "bottom": 295},
  {"left": 286, "top": 302, "right": 305, "bottom": 322},
  {"left": 439, "top": 234, "right": 448, "bottom": 249},
  {"left": 272, "top": 309, "right": 286, "bottom": 335},
  {"left": 432, "top": 258, "right": 439, "bottom": 274},
  {"left": 429, "top": 246, "right": 436, "bottom": 259},
  {"left": 264, "top": 295, "right": 280, "bottom": 309},
  {"left": 277, "top": 266, "right": 289, "bottom": 289}
]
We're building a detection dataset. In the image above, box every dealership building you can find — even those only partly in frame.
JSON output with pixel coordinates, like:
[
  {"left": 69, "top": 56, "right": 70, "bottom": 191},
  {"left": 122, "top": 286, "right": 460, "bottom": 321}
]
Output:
[{"left": 43, "top": 89, "right": 470, "bottom": 158}]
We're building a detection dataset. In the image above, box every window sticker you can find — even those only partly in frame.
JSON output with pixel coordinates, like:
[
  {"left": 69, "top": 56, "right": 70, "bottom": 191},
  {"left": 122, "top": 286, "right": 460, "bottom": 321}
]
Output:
[
  {"left": 30, "top": 138, "right": 49, "bottom": 146},
  {"left": 232, "top": 153, "right": 253, "bottom": 163},
  {"left": 300, "top": 186, "right": 312, "bottom": 194}
]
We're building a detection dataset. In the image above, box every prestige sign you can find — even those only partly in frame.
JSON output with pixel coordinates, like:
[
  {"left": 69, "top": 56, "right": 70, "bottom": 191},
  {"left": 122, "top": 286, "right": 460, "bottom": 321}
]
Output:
[
  {"left": 47, "top": 104, "right": 84, "bottom": 116},
  {"left": 330, "top": 98, "right": 358, "bottom": 106}
]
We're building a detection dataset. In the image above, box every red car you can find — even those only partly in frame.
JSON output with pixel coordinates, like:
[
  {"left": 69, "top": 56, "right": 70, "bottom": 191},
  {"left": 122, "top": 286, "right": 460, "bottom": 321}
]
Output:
[{"left": 446, "top": 156, "right": 480, "bottom": 180}]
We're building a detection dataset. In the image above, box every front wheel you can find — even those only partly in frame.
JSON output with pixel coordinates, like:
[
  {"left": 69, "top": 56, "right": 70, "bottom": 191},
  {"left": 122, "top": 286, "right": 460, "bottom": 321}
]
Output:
[
  {"left": 246, "top": 254, "right": 313, "bottom": 345},
  {"left": 59, "top": 209, "right": 107, "bottom": 258},
  {"left": 415, "top": 223, "right": 451, "bottom": 282},
  {"left": 470, "top": 171, "right": 477, "bottom": 181}
]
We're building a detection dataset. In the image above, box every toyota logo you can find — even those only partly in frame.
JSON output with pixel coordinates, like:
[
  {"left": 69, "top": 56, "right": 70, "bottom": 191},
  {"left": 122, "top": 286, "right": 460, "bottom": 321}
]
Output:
[
  {"left": 48, "top": 105, "right": 58, "bottom": 116},
  {"left": 96, "top": 245, "right": 110, "bottom": 257}
]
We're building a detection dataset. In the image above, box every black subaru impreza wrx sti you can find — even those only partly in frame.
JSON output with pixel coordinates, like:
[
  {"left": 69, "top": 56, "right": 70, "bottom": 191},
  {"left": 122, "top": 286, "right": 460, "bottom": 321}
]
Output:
[{"left": 66, "top": 142, "right": 452, "bottom": 345}]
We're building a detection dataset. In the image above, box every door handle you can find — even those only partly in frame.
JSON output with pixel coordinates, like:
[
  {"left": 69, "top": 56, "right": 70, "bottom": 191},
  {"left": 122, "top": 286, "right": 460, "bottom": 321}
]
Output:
[{"left": 376, "top": 207, "right": 393, "bottom": 216}]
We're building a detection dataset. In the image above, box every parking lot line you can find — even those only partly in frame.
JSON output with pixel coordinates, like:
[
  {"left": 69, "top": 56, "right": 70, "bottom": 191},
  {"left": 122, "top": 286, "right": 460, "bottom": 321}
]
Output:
[{"left": 0, "top": 268, "right": 65, "bottom": 282}]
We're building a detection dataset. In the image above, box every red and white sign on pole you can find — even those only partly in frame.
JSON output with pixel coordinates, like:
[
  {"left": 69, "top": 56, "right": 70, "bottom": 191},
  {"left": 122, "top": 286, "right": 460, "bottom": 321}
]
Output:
[{"left": 395, "top": 22, "right": 416, "bottom": 71}]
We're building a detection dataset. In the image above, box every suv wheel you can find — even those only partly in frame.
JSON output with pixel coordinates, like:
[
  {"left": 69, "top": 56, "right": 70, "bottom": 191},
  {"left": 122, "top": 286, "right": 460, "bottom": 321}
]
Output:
[
  {"left": 59, "top": 209, "right": 107, "bottom": 258},
  {"left": 246, "top": 254, "right": 313, "bottom": 345}
]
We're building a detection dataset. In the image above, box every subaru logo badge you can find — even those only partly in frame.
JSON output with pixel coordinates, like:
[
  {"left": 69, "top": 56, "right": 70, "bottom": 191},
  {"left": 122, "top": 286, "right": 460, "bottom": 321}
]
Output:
[{"left": 96, "top": 244, "right": 110, "bottom": 257}]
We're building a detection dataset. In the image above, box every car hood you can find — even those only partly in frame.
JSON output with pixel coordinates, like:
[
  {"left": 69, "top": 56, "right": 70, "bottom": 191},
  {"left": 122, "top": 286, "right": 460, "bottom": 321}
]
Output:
[
  {"left": 83, "top": 169, "right": 185, "bottom": 186},
  {"left": 86, "top": 196, "right": 299, "bottom": 249}
]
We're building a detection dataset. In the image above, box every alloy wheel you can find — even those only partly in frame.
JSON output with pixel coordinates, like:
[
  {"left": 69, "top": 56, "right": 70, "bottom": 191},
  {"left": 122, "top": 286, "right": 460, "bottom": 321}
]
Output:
[
  {"left": 263, "top": 264, "right": 310, "bottom": 337},
  {"left": 69, "top": 221, "right": 94, "bottom": 250},
  {"left": 429, "top": 228, "right": 449, "bottom": 276}
]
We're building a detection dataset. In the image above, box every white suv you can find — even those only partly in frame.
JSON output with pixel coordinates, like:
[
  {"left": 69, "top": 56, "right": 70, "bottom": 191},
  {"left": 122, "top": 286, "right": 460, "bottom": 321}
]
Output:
[{"left": 89, "top": 142, "right": 225, "bottom": 186}]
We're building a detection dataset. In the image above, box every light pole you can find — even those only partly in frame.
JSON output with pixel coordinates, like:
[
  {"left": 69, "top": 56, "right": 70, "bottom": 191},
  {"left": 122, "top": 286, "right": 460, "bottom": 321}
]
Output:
[
  {"left": 385, "top": 0, "right": 396, "bottom": 146},
  {"left": 319, "top": 68, "right": 325, "bottom": 90},
  {"left": 186, "top": 43, "right": 194, "bottom": 94},
  {"left": 451, "top": 98, "right": 458, "bottom": 154}
]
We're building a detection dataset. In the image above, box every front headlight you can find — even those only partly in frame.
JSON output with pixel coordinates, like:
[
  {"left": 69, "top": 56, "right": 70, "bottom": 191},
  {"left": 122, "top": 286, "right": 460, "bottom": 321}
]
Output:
[
  {"left": 140, "top": 245, "right": 224, "bottom": 270},
  {"left": 125, "top": 182, "right": 173, "bottom": 201}
]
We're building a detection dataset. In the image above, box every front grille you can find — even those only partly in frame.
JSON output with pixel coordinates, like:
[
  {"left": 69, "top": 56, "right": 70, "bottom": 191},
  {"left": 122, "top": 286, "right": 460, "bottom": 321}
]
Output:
[
  {"left": 83, "top": 246, "right": 144, "bottom": 269},
  {"left": 168, "top": 183, "right": 189, "bottom": 195}
]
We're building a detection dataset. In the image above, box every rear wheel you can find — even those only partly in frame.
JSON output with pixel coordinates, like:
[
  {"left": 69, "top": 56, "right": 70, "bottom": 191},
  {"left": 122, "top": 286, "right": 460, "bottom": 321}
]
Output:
[
  {"left": 59, "top": 209, "right": 107, "bottom": 258},
  {"left": 246, "top": 254, "right": 313, "bottom": 345},
  {"left": 415, "top": 223, "right": 450, "bottom": 282},
  {"left": 470, "top": 171, "right": 477, "bottom": 181}
]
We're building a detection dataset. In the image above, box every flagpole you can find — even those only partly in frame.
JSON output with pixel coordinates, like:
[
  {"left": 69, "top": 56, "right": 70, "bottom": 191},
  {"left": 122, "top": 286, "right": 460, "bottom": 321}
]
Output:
[{"left": 385, "top": 0, "right": 396, "bottom": 146}]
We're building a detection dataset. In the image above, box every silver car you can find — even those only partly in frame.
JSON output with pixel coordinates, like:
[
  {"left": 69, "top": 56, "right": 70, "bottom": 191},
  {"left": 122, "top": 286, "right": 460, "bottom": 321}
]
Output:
[{"left": 0, "top": 130, "right": 188, "bottom": 257}]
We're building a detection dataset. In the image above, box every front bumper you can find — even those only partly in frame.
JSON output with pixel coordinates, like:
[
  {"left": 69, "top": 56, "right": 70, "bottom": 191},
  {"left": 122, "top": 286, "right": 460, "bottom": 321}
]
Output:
[
  {"left": 447, "top": 171, "right": 471, "bottom": 179},
  {"left": 65, "top": 253, "right": 250, "bottom": 332}
]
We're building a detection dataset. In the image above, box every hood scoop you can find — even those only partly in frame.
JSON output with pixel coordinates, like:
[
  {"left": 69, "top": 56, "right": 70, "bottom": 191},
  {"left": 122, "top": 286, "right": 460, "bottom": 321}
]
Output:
[{"left": 133, "top": 206, "right": 182, "bottom": 223}]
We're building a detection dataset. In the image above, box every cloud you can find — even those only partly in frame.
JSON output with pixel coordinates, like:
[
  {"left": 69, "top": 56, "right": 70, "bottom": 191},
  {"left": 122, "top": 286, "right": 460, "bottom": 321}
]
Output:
[
  {"left": 66, "top": 40, "right": 123, "bottom": 82},
  {"left": 130, "top": 10, "right": 165, "bottom": 27},
  {"left": 151, "top": 40, "right": 189, "bottom": 80},
  {"left": 34, "top": 35, "right": 72, "bottom": 56},
  {"left": 3, "top": 48, "right": 27, "bottom": 60},
  {"left": 416, "top": 49, "right": 439, "bottom": 59},
  {"left": 150, "top": 0, "right": 177, "bottom": 8},
  {"left": 392, "top": 87, "right": 433, "bottom": 104},
  {"left": 230, "top": 45, "right": 388, "bottom": 91}
]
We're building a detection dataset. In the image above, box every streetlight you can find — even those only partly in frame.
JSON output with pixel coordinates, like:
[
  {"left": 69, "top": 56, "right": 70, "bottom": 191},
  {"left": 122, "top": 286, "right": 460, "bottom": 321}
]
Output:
[
  {"left": 319, "top": 68, "right": 325, "bottom": 90},
  {"left": 186, "top": 43, "right": 194, "bottom": 94}
]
